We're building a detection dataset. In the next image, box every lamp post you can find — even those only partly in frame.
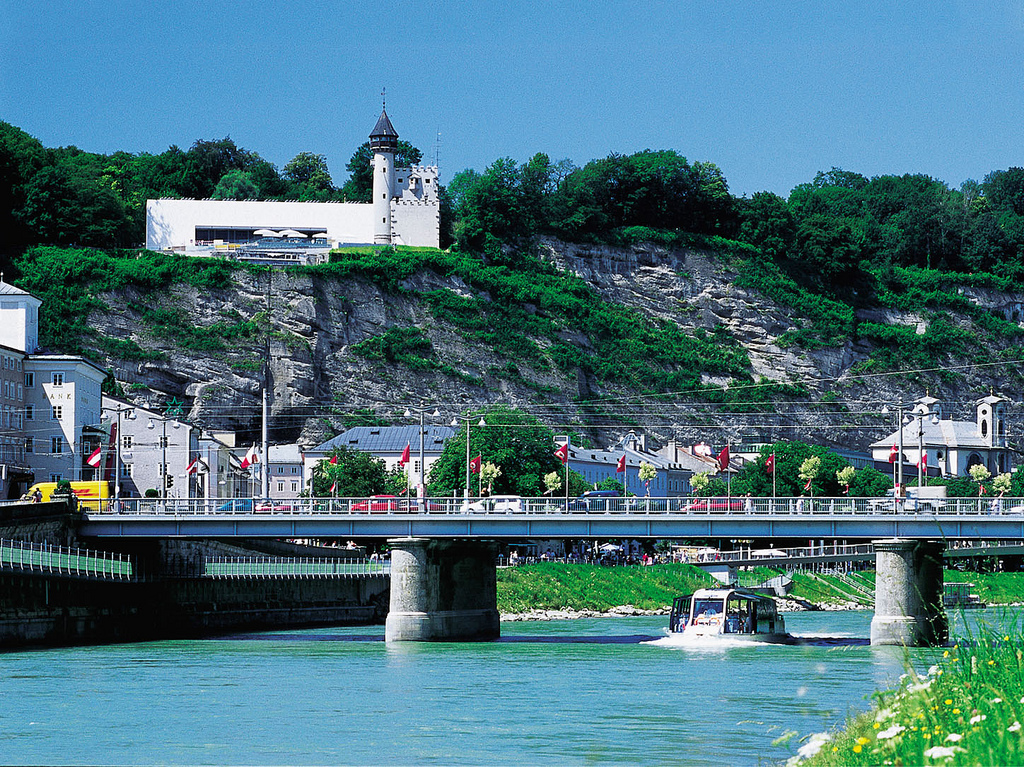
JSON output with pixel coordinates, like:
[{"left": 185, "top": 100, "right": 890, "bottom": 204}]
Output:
[
  {"left": 451, "top": 414, "right": 486, "bottom": 499},
  {"left": 147, "top": 415, "right": 180, "bottom": 500},
  {"left": 101, "top": 404, "right": 136, "bottom": 503},
  {"left": 404, "top": 406, "right": 440, "bottom": 503},
  {"left": 882, "top": 403, "right": 940, "bottom": 491}
]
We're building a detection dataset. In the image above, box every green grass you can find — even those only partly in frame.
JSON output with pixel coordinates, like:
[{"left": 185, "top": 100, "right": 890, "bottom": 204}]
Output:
[
  {"left": 794, "top": 614, "right": 1024, "bottom": 766},
  {"left": 496, "top": 563, "right": 714, "bottom": 613},
  {"left": 945, "top": 571, "right": 1024, "bottom": 606}
]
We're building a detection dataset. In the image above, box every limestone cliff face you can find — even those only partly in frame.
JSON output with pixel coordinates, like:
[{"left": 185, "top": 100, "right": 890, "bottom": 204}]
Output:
[{"left": 86, "top": 240, "right": 1024, "bottom": 450}]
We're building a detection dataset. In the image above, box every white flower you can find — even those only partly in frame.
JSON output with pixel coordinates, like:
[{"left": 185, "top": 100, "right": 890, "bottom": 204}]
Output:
[
  {"left": 945, "top": 733, "right": 963, "bottom": 742},
  {"left": 877, "top": 724, "right": 905, "bottom": 740},
  {"left": 928, "top": 664, "right": 941, "bottom": 676},
  {"left": 992, "top": 697, "right": 1002, "bottom": 704},
  {"left": 923, "top": 745, "right": 964, "bottom": 759},
  {"left": 970, "top": 714, "right": 987, "bottom": 725},
  {"left": 875, "top": 708, "right": 895, "bottom": 722},
  {"left": 795, "top": 732, "right": 831, "bottom": 760},
  {"left": 908, "top": 679, "right": 933, "bottom": 693},
  {"left": 1009, "top": 721, "right": 1022, "bottom": 733}
]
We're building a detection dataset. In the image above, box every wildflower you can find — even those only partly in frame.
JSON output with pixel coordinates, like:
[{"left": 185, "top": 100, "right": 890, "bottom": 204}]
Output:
[
  {"left": 908, "top": 680, "right": 933, "bottom": 693},
  {"left": 988, "top": 660, "right": 995, "bottom": 666},
  {"left": 943, "top": 651, "right": 950, "bottom": 658},
  {"left": 945, "top": 733, "right": 963, "bottom": 742},
  {"left": 877, "top": 724, "right": 905, "bottom": 740},
  {"left": 928, "top": 664, "right": 941, "bottom": 676},
  {"left": 923, "top": 745, "right": 964, "bottom": 759},
  {"left": 1009, "top": 722, "right": 1022, "bottom": 733},
  {"left": 944, "top": 699, "right": 953, "bottom": 706},
  {"left": 856, "top": 736, "right": 870, "bottom": 745},
  {"left": 875, "top": 708, "right": 895, "bottom": 722},
  {"left": 969, "top": 714, "right": 987, "bottom": 725},
  {"left": 873, "top": 722, "right": 880, "bottom": 729},
  {"left": 853, "top": 744, "right": 862, "bottom": 753},
  {"left": 795, "top": 732, "right": 831, "bottom": 760},
  {"left": 992, "top": 697, "right": 1002, "bottom": 704},
  {"left": 1005, "top": 635, "right": 1010, "bottom": 641},
  {"left": 952, "top": 708, "right": 960, "bottom": 714}
]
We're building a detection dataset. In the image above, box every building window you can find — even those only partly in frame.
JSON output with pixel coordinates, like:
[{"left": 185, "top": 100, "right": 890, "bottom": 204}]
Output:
[
  {"left": 51, "top": 405, "right": 61, "bottom": 420},
  {"left": 122, "top": 435, "right": 133, "bottom": 449},
  {"left": 52, "top": 373, "right": 64, "bottom": 386},
  {"left": 277, "top": 482, "right": 284, "bottom": 492},
  {"left": 291, "top": 481, "right": 298, "bottom": 492},
  {"left": 290, "top": 466, "right": 298, "bottom": 474},
  {"left": 25, "top": 404, "right": 33, "bottom": 420},
  {"left": 50, "top": 473, "right": 62, "bottom": 483},
  {"left": 25, "top": 437, "right": 32, "bottom": 454},
  {"left": 51, "top": 436, "right": 63, "bottom": 454},
  {"left": 277, "top": 466, "right": 284, "bottom": 474},
  {"left": 24, "top": 372, "right": 33, "bottom": 388},
  {"left": 120, "top": 463, "right": 133, "bottom": 477},
  {"left": 160, "top": 436, "right": 168, "bottom": 449},
  {"left": 17, "top": 383, "right": 22, "bottom": 400}
]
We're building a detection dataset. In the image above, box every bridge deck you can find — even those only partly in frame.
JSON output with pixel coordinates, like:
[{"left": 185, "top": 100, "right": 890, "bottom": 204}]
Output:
[{"left": 77, "top": 499, "right": 1024, "bottom": 540}]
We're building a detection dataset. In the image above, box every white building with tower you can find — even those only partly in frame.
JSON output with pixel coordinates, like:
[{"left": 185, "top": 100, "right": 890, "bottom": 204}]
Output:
[
  {"left": 870, "top": 392, "right": 1011, "bottom": 478},
  {"left": 145, "top": 109, "right": 440, "bottom": 251}
]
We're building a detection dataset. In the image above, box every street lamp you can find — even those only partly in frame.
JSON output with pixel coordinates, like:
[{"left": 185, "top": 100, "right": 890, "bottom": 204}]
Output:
[
  {"left": 451, "top": 414, "right": 486, "bottom": 499},
  {"left": 404, "top": 406, "right": 440, "bottom": 502},
  {"left": 882, "top": 404, "right": 940, "bottom": 490},
  {"left": 147, "top": 415, "right": 181, "bottom": 500},
  {"left": 101, "top": 403, "right": 136, "bottom": 503}
]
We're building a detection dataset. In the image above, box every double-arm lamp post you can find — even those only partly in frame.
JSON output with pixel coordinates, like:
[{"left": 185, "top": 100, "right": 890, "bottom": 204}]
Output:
[
  {"left": 881, "top": 404, "right": 940, "bottom": 489},
  {"left": 450, "top": 414, "right": 486, "bottom": 499},
  {"left": 404, "top": 406, "right": 440, "bottom": 501}
]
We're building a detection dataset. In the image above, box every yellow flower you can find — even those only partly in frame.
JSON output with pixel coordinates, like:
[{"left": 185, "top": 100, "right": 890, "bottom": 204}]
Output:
[
  {"left": 856, "top": 736, "right": 870, "bottom": 745},
  {"left": 943, "top": 650, "right": 950, "bottom": 658},
  {"left": 923, "top": 732, "right": 931, "bottom": 739},
  {"left": 953, "top": 708, "right": 960, "bottom": 714},
  {"left": 945, "top": 699, "right": 953, "bottom": 706},
  {"left": 853, "top": 745, "right": 863, "bottom": 753},
  {"left": 873, "top": 722, "right": 881, "bottom": 729},
  {"left": 988, "top": 660, "right": 995, "bottom": 665},
  {"left": 1005, "top": 635, "right": 1011, "bottom": 641},
  {"left": 832, "top": 746, "right": 839, "bottom": 753}
]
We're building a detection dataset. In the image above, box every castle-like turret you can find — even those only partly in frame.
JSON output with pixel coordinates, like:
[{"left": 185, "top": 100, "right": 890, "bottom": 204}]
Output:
[{"left": 370, "top": 109, "right": 399, "bottom": 244}]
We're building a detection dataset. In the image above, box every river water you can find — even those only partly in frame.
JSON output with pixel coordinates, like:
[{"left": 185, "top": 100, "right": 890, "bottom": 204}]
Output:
[{"left": 1, "top": 610, "right": 959, "bottom": 766}]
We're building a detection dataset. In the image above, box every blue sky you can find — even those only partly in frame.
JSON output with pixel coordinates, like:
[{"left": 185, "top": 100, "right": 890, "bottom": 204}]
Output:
[{"left": 2, "top": 1, "right": 1022, "bottom": 197}]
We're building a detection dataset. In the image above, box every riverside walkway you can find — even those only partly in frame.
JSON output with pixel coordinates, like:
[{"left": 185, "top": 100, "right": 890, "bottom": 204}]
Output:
[{"left": 78, "top": 496, "right": 1024, "bottom": 540}]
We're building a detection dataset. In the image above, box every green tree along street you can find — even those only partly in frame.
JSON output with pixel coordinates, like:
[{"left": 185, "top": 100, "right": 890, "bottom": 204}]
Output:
[
  {"left": 427, "top": 405, "right": 590, "bottom": 498},
  {"left": 309, "top": 445, "right": 398, "bottom": 497}
]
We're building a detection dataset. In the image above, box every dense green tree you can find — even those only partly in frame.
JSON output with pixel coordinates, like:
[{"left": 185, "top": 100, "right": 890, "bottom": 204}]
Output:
[
  {"left": 731, "top": 442, "right": 850, "bottom": 496},
  {"left": 283, "top": 152, "right": 334, "bottom": 200},
  {"left": 211, "top": 169, "right": 259, "bottom": 200},
  {"left": 309, "top": 446, "right": 388, "bottom": 496},
  {"left": 983, "top": 167, "right": 1024, "bottom": 215},
  {"left": 737, "top": 191, "right": 795, "bottom": 260},
  {"left": 427, "top": 405, "right": 564, "bottom": 497},
  {"left": 340, "top": 140, "right": 422, "bottom": 202}
]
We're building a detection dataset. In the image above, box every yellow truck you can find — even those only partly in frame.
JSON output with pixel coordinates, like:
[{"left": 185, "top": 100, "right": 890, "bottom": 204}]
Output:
[{"left": 26, "top": 481, "right": 112, "bottom": 511}]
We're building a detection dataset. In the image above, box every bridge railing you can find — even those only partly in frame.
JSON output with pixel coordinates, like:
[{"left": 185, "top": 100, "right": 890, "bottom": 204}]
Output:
[
  {"left": 87, "top": 495, "right": 1024, "bottom": 517},
  {"left": 203, "top": 556, "right": 390, "bottom": 579},
  {"left": 0, "top": 538, "right": 134, "bottom": 580}
]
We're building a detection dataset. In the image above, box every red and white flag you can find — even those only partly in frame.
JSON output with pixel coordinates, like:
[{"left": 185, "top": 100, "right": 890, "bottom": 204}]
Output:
[
  {"left": 918, "top": 452, "right": 928, "bottom": 470},
  {"left": 888, "top": 444, "right": 899, "bottom": 463},
  {"left": 186, "top": 457, "right": 199, "bottom": 475},
  {"left": 803, "top": 477, "right": 813, "bottom": 492},
  {"left": 240, "top": 444, "right": 259, "bottom": 469},
  {"left": 616, "top": 454, "right": 626, "bottom": 474},
  {"left": 554, "top": 443, "right": 569, "bottom": 464},
  {"left": 330, "top": 481, "right": 337, "bottom": 493},
  {"left": 86, "top": 446, "right": 102, "bottom": 468},
  {"left": 716, "top": 445, "right": 730, "bottom": 472},
  {"left": 765, "top": 453, "right": 775, "bottom": 475},
  {"left": 469, "top": 455, "right": 482, "bottom": 474},
  {"left": 398, "top": 443, "right": 411, "bottom": 467},
  {"left": 329, "top": 454, "right": 338, "bottom": 465}
]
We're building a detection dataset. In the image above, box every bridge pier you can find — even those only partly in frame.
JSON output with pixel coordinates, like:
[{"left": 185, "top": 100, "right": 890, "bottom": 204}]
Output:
[
  {"left": 870, "top": 539, "right": 947, "bottom": 647},
  {"left": 385, "top": 538, "right": 500, "bottom": 642}
]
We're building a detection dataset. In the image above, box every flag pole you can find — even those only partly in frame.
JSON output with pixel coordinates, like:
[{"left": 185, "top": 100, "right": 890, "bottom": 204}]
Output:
[
  {"left": 726, "top": 440, "right": 731, "bottom": 500},
  {"left": 772, "top": 450, "right": 777, "bottom": 499}
]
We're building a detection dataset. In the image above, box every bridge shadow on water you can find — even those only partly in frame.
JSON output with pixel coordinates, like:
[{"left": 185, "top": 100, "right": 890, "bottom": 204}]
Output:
[{"left": 208, "top": 632, "right": 870, "bottom": 646}]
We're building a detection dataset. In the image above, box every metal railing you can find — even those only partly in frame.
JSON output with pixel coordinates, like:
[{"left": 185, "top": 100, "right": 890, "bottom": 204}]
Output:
[
  {"left": 0, "top": 538, "right": 134, "bottom": 580},
  {"left": 86, "top": 495, "right": 1024, "bottom": 517},
  {"left": 204, "top": 556, "right": 390, "bottom": 580}
]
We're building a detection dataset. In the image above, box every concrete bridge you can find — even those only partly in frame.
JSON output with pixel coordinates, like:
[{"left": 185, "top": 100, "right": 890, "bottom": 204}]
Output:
[{"left": 72, "top": 496, "right": 1024, "bottom": 647}]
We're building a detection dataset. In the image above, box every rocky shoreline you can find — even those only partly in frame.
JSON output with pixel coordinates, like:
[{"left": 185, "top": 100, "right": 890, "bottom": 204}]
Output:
[{"left": 500, "top": 598, "right": 869, "bottom": 622}]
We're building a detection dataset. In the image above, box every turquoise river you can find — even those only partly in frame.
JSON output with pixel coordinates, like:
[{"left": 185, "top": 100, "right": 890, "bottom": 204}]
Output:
[{"left": 0, "top": 610, "right": 973, "bottom": 765}]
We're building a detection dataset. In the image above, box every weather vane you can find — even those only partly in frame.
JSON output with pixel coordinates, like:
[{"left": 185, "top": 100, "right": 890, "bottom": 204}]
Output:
[{"left": 382, "top": 86, "right": 386, "bottom": 111}]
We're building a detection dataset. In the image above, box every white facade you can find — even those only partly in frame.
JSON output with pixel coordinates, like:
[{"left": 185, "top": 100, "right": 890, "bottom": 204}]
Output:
[
  {"left": 25, "top": 356, "right": 106, "bottom": 483},
  {"left": 146, "top": 110, "right": 440, "bottom": 251},
  {"left": 0, "top": 282, "right": 41, "bottom": 353},
  {"left": 268, "top": 444, "right": 305, "bottom": 499}
]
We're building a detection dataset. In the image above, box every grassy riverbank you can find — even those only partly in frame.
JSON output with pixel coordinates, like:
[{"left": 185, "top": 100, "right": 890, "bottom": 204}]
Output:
[
  {"left": 790, "top": 614, "right": 1024, "bottom": 766},
  {"left": 495, "top": 563, "right": 714, "bottom": 613}
]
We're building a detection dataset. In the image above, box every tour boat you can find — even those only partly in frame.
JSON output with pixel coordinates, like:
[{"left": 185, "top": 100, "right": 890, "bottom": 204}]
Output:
[{"left": 669, "top": 587, "right": 793, "bottom": 643}]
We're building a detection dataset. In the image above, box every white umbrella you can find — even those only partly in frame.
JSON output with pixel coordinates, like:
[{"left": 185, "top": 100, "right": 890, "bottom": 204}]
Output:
[
  {"left": 253, "top": 229, "right": 281, "bottom": 237},
  {"left": 310, "top": 232, "right": 330, "bottom": 239},
  {"left": 279, "top": 229, "right": 307, "bottom": 238}
]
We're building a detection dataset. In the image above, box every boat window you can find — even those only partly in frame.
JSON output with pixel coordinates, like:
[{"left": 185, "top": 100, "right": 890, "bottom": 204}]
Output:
[{"left": 692, "top": 599, "right": 723, "bottom": 618}]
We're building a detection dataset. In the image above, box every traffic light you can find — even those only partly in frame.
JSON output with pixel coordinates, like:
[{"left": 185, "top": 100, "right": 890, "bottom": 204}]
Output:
[{"left": 165, "top": 474, "right": 174, "bottom": 489}]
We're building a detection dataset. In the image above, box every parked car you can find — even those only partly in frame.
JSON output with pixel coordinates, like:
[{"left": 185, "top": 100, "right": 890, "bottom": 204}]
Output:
[
  {"left": 399, "top": 499, "right": 443, "bottom": 511},
  {"left": 255, "top": 500, "right": 306, "bottom": 512},
  {"left": 460, "top": 495, "right": 525, "bottom": 513},
  {"left": 568, "top": 489, "right": 620, "bottom": 511},
  {"left": 216, "top": 499, "right": 254, "bottom": 513},
  {"left": 351, "top": 495, "right": 402, "bottom": 512},
  {"left": 685, "top": 497, "right": 746, "bottom": 512}
]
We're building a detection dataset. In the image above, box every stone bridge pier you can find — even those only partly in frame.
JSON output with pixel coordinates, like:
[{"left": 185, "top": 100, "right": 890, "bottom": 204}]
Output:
[
  {"left": 870, "top": 539, "right": 947, "bottom": 646},
  {"left": 385, "top": 538, "right": 500, "bottom": 642}
]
